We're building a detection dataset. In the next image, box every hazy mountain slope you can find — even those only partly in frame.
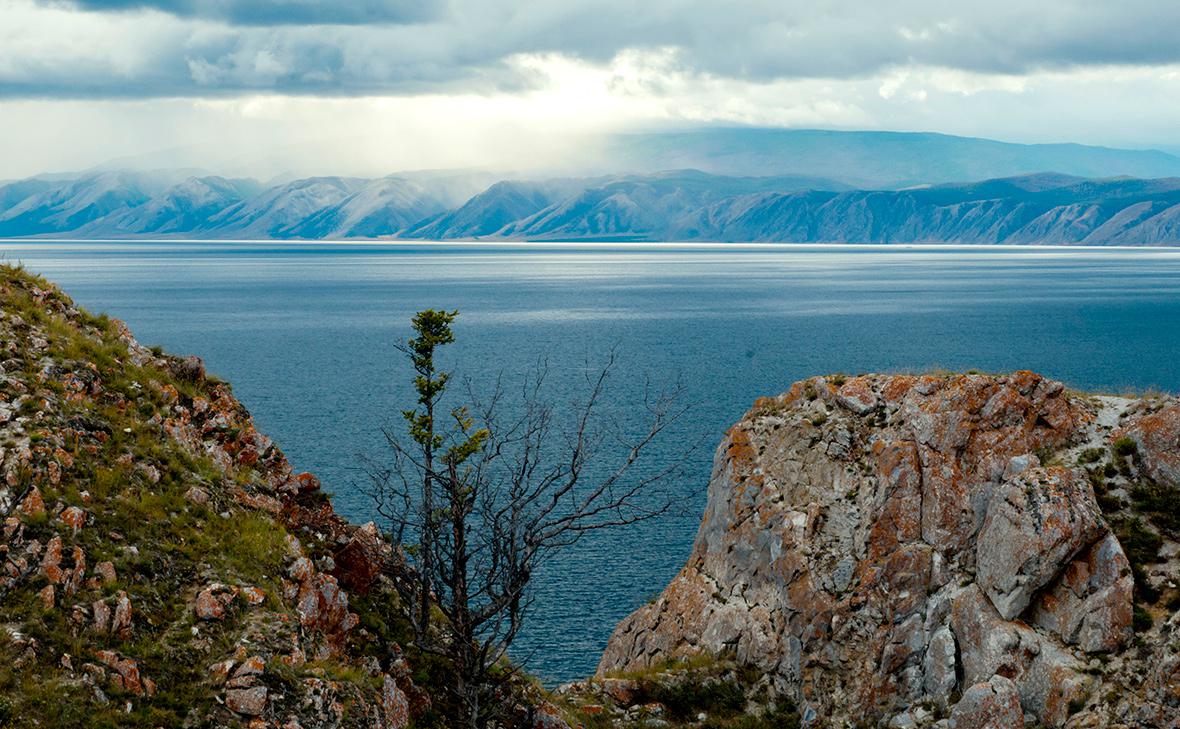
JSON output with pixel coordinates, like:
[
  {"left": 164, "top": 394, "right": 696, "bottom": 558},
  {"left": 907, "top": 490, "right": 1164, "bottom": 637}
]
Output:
[
  {"left": 205, "top": 176, "right": 367, "bottom": 238},
  {"left": 73, "top": 176, "right": 260, "bottom": 235},
  {"left": 596, "top": 129, "right": 1180, "bottom": 187},
  {"left": 1108, "top": 202, "right": 1180, "bottom": 245},
  {"left": 6, "top": 166, "right": 1180, "bottom": 244},
  {"left": 286, "top": 177, "right": 450, "bottom": 238},
  {"left": 0, "top": 171, "right": 171, "bottom": 237},
  {"left": 496, "top": 170, "right": 848, "bottom": 240},
  {"left": 0, "top": 178, "right": 59, "bottom": 212},
  {"left": 401, "top": 180, "right": 583, "bottom": 239}
]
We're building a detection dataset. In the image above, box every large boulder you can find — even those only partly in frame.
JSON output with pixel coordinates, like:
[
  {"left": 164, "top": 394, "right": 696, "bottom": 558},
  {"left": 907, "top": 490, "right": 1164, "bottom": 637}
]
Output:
[
  {"left": 1120, "top": 401, "right": 1180, "bottom": 487},
  {"left": 1029, "top": 532, "right": 1133, "bottom": 653},
  {"left": 975, "top": 467, "right": 1106, "bottom": 620},
  {"left": 949, "top": 585, "right": 1090, "bottom": 726},
  {"left": 949, "top": 675, "right": 1024, "bottom": 729}
]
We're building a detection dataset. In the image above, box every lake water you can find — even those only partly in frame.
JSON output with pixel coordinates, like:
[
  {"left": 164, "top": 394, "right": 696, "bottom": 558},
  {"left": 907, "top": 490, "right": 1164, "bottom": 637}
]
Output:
[{"left": 4, "top": 240, "right": 1180, "bottom": 684}]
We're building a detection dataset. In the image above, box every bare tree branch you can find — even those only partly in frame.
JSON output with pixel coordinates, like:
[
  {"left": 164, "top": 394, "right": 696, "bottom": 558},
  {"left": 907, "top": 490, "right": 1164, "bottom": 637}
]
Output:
[{"left": 362, "top": 315, "right": 692, "bottom": 729}]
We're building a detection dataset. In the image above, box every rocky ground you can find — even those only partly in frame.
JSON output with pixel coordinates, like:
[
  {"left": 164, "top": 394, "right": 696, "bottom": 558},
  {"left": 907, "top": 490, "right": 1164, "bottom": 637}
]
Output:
[
  {"left": 0, "top": 265, "right": 564, "bottom": 728},
  {"left": 595, "top": 372, "right": 1180, "bottom": 728}
]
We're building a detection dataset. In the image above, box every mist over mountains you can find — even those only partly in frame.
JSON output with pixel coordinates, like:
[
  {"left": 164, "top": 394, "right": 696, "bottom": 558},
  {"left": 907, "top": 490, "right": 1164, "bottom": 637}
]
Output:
[
  {"left": 6, "top": 129, "right": 1180, "bottom": 244},
  {"left": 593, "top": 129, "right": 1180, "bottom": 187}
]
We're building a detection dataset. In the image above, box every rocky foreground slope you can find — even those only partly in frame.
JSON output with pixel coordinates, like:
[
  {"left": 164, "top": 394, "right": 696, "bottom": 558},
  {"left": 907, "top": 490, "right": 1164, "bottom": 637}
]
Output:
[
  {"left": 0, "top": 265, "right": 569, "bottom": 728},
  {"left": 597, "top": 372, "right": 1180, "bottom": 728}
]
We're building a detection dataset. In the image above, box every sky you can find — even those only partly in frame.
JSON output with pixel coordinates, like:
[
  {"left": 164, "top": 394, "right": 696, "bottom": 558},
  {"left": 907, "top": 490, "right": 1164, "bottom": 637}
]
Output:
[{"left": 4, "top": 0, "right": 1180, "bottom": 178}]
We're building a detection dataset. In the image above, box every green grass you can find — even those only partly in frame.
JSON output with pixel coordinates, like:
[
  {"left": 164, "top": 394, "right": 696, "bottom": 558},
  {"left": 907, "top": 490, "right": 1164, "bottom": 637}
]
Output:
[
  {"left": 1128, "top": 481, "right": 1180, "bottom": 538},
  {"left": 1112, "top": 436, "right": 1138, "bottom": 458},
  {"left": 571, "top": 654, "right": 801, "bottom": 729}
]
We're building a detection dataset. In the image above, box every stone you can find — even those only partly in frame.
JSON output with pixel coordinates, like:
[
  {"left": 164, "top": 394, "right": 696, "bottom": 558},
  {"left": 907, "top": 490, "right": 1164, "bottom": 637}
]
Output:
[
  {"left": 226, "top": 686, "right": 268, "bottom": 716},
  {"left": 598, "top": 677, "right": 642, "bottom": 706},
  {"left": 598, "top": 373, "right": 1113, "bottom": 727},
  {"left": 924, "top": 626, "right": 958, "bottom": 707},
  {"left": 37, "top": 584, "right": 55, "bottom": 609},
  {"left": 835, "top": 376, "right": 879, "bottom": 415},
  {"left": 41, "top": 535, "right": 63, "bottom": 583},
  {"left": 532, "top": 703, "right": 572, "bottom": 729},
  {"left": 293, "top": 471, "right": 320, "bottom": 493},
  {"left": 382, "top": 674, "right": 410, "bottom": 729},
  {"left": 294, "top": 573, "right": 356, "bottom": 640},
  {"left": 227, "top": 655, "right": 265, "bottom": 688},
  {"left": 63, "top": 546, "right": 86, "bottom": 596},
  {"left": 240, "top": 585, "right": 266, "bottom": 606},
  {"left": 950, "top": 585, "right": 1089, "bottom": 726},
  {"left": 234, "top": 655, "right": 264, "bottom": 678},
  {"left": 94, "top": 561, "right": 116, "bottom": 585},
  {"left": 331, "top": 521, "right": 387, "bottom": 593},
  {"left": 17, "top": 486, "right": 46, "bottom": 517},
  {"left": 92, "top": 599, "right": 112, "bottom": 632},
  {"left": 949, "top": 675, "right": 1024, "bottom": 729},
  {"left": 172, "top": 355, "right": 206, "bottom": 383},
  {"left": 1120, "top": 402, "right": 1180, "bottom": 487},
  {"left": 195, "top": 583, "right": 234, "bottom": 620},
  {"left": 288, "top": 556, "right": 314, "bottom": 582},
  {"left": 59, "top": 506, "right": 86, "bottom": 533},
  {"left": 184, "top": 486, "right": 209, "bottom": 506},
  {"left": 95, "top": 650, "right": 145, "bottom": 696},
  {"left": 209, "top": 659, "right": 235, "bottom": 684},
  {"left": 1029, "top": 532, "right": 1133, "bottom": 653},
  {"left": 976, "top": 467, "right": 1106, "bottom": 620},
  {"left": 111, "top": 591, "right": 133, "bottom": 639}
]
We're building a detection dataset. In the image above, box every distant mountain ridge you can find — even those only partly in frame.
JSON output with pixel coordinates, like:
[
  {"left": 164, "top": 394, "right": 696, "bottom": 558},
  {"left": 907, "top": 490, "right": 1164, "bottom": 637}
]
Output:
[
  {"left": 592, "top": 129, "right": 1180, "bottom": 187},
  {"left": 6, "top": 166, "right": 1180, "bottom": 245}
]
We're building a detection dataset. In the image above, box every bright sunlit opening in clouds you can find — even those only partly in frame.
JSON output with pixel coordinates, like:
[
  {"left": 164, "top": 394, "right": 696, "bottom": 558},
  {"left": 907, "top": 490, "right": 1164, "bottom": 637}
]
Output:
[{"left": 3, "top": 0, "right": 1180, "bottom": 177}]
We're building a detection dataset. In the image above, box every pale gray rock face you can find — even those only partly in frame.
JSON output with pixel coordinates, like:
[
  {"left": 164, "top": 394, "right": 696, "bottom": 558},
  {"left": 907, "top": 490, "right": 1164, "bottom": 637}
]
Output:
[
  {"left": 1029, "top": 532, "right": 1134, "bottom": 653},
  {"left": 923, "top": 626, "right": 957, "bottom": 708},
  {"left": 949, "top": 585, "right": 1090, "bottom": 726},
  {"left": 975, "top": 468, "right": 1106, "bottom": 620},
  {"left": 949, "top": 675, "right": 1025, "bottom": 729},
  {"left": 597, "top": 373, "right": 1174, "bottom": 728}
]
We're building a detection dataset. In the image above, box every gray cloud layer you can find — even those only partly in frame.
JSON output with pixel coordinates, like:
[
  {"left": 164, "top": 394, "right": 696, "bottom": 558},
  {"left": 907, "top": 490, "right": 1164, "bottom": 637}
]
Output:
[
  {"left": 7, "top": 1, "right": 1180, "bottom": 98},
  {"left": 46, "top": 0, "right": 437, "bottom": 24}
]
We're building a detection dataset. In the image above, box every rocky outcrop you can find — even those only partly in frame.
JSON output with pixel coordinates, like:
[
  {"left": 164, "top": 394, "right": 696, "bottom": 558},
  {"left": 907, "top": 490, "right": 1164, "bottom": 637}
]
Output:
[{"left": 599, "top": 373, "right": 1180, "bottom": 727}]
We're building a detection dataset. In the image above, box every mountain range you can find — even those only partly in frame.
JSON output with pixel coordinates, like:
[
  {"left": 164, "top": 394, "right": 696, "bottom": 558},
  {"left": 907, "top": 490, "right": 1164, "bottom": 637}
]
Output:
[
  {"left": 589, "top": 128, "right": 1180, "bottom": 187},
  {"left": 5, "top": 130, "right": 1180, "bottom": 244}
]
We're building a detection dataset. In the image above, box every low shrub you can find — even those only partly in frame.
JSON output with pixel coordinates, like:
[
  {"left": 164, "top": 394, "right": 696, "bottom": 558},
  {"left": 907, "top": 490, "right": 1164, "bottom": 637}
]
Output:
[{"left": 1133, "top": 606, "right": 1153, "bottom": 632}]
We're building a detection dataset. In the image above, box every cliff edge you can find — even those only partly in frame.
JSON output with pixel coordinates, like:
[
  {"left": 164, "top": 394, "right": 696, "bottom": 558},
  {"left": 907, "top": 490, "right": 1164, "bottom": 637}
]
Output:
[{"left": 598, "top": 372, "right": 1180, "bottom": 728}]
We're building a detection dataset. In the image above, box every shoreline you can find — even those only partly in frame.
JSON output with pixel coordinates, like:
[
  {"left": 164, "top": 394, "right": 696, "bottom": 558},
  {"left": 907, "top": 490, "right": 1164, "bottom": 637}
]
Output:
[{"left": 3, "top": 238, "right": 1180, "bottom": 253}]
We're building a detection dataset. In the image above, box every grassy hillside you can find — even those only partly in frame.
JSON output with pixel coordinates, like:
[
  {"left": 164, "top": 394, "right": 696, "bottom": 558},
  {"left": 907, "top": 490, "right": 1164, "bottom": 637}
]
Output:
[{"left": 0, "top": 264, "right": 449, "bottom": 727}]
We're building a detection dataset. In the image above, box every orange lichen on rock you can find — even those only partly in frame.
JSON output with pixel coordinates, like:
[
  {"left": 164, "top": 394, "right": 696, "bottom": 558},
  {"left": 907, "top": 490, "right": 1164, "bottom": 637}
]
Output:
[{"left": 598, "top": 372, "right": 1166, "bottom": 728}]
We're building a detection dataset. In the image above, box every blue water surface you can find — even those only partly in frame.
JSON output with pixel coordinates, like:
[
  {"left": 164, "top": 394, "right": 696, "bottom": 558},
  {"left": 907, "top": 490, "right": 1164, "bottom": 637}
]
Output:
[{"left": 4, "top": 240, "right": 1180, "bottom": 683}]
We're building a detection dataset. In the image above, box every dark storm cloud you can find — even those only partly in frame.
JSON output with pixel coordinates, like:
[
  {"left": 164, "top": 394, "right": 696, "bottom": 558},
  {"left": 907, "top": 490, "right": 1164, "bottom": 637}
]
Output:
[{"left": 8, "top": 0, "right": 1180, "bottom": 98}]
